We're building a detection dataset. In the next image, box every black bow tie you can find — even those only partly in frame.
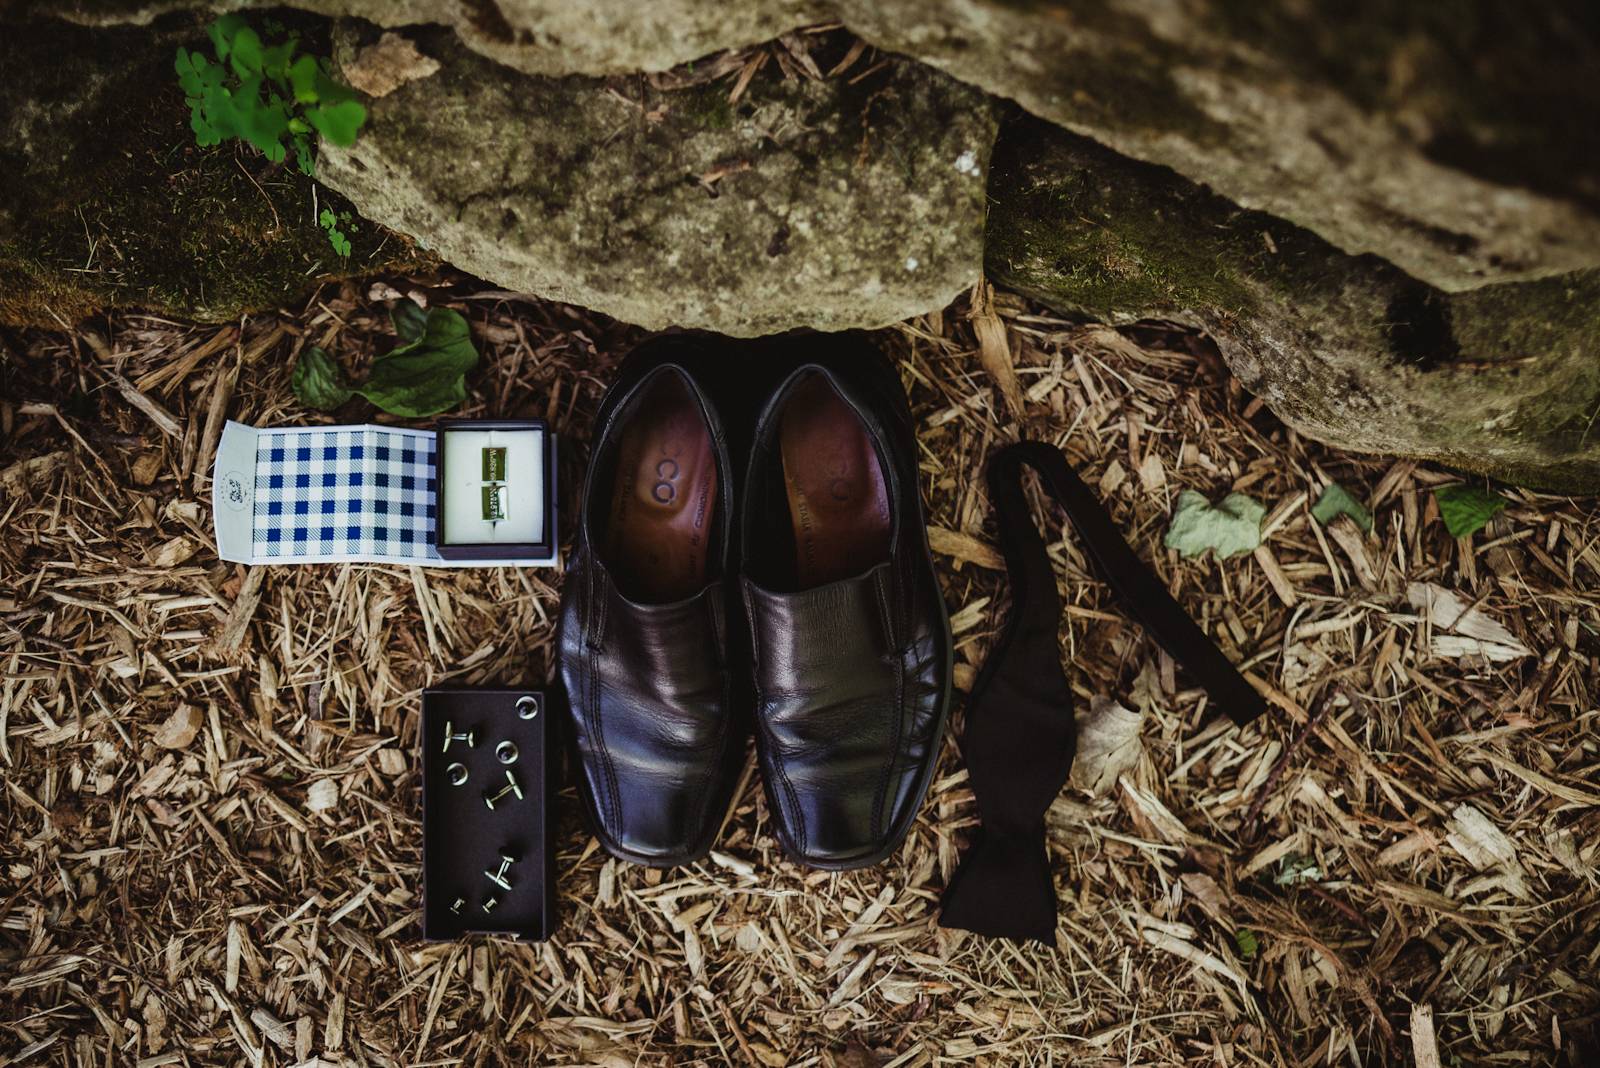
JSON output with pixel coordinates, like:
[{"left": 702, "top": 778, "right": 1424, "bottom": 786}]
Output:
[{"left": 939, "top": 441, "right": 1266, "bottom": 944}]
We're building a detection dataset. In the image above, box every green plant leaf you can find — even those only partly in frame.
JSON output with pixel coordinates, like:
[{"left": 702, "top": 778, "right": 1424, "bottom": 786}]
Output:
[
  {"left": 190, "top": 114, "right": 221, "bottom": 145},
  {"left": 1311, "top": 482, "right": 1373, "bottom": 532},
  {"left": 259, "top": 39, "right": 298, "bottom": 80},
  {"left": 232, "top": 79, "right": 291, "bottom": 158},
  {"left": 1434, "top": 484, "right": 1508, "bottom": 538},
  {"left": 1164, "top": 490, "right": 1265, "bottom": 560},
  {"left": 328, "top": 229, "right": 351, "bottom": 257},
  {"left": 208, "top": 13, "right": 247, "bottom": 60},
  {"left": 354, "top": 308, "right": 478, "bottom": 417},
  {"left": 305, "top": 99, "right": 367, "bottom": 146},
  {"left": 288, "top": 54, "right": 320, "bottom": 103},
  {"left": 1234, "top": 928, "right": 1260, "bottom": 961},
  {"left": 292, "top": 310, "right": 474, "bottom": 416},
  {"left": 228, "top": 25, "right": 264, "bottom": 77},
  {"left": 175, "top": 47, "right": 203, "bottom": 95},
  {"left": 313, "top": 66, "right": 357, "bottom": 104},
  {"left": 181, "top": 15, "right": 364, "bottom": 175},
  {"left": 390, "top": 300, "right": 429, "bottom": 343},
  {"left": 199, "top": 82, "right": 240, "bottom": 140},
  {"left": 292, "top": 346, "right": 354, "bottom": 410}
]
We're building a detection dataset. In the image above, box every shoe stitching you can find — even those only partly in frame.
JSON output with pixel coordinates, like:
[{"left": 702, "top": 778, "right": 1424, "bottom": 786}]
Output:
[
  {"left": 589, "top": 559, "right": 624, "bottom": 836},
  {"left": 747, "top": 583, "right": 807, "bottom": 856},
  {"left": 683, "top": 591, "right": 728, "bottom": 852},
  {"left": 870, "top": 566, "right": 904, "bottom": 844}
]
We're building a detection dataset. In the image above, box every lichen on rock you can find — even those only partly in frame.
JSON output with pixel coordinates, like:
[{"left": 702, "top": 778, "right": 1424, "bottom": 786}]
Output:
[
  {"left": 317, "top": 25, "right": 999, "bottom": 336},
  {"left": 987, "top": 117, "right": 1600, "bottom": 493}
]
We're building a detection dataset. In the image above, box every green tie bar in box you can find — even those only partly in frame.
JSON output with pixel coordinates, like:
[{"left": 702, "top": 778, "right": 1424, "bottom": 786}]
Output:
[{"left": 482, "top": 446, "right": 507, "bottom": 483}]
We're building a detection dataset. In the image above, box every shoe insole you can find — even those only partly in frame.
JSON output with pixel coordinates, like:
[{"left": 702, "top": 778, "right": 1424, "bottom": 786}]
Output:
[
  {"left": 779, "top": 375, "right": 891, "bottom": 589},
  {"left": 604, "top": 376, "right": 718, "bottom": 602}
]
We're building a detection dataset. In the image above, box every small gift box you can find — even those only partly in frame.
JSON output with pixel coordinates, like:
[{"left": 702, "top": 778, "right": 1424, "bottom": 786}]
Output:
[
  {"left": 420, "top": 687, "right": 555, "bottom": 941},
  {"left": 211, "top": 420, "right": 558, "bottom": 567},
  {"left": 432, "top": 420, "right": 556, "bottom": 561}
]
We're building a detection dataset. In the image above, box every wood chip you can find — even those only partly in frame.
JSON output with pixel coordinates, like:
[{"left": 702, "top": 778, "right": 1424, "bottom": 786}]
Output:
[
  {"left": 926, "top": 526, "right": 1004, "bottom": 570},
  {"left": 1070, "top": 695, "right": 1145, "bottom": 797},
  {"left": 306, "top": 779, "right": 340, "bottom": 813},
  {"left": 343, "top": 31, "right": 441, "bottom": 97},
  {"left": 1407, "top": 581, "right": 1532, "bottom": 660},
  {"left": 1411, "top": 1004, "right": 1441, "bottom": 1068},
  {"left": 151, "top": 704, "right": 203, "bottom": 749},
  {"left": 969, "top": 281, "right": 1026, "bottom": 420},
  {"left": 4, "top": 276, "right": 1591, "bottom": 1066}
]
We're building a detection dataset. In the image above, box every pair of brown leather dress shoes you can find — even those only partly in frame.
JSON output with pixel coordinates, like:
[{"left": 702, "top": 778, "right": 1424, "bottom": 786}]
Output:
[{"left": 557, "top": 332, "right": 952, "bottom": 869}]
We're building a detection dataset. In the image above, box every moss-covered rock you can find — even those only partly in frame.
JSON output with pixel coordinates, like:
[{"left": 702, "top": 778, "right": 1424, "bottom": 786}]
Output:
[
  {"left": 317, "top": 25, "right": 998, "bottom": 336},
  {"left": 988, "top": 118, "right": 1600, "bottom": 494},
  {"left": 0, "top": 14, "right": 426, "bottom": 328},
  {"left": 32, "top": 0, "right": 1600, "bottom": 294},
  {"left": 847, "top": 0, "right": 1600, "bottom": 294}
]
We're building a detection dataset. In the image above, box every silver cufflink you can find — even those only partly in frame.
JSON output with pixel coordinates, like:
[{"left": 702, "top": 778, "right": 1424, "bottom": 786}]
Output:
[
  {"left": 446, "top": 762, "right": 469, "bottom": 787},
  {"left": 516, "top": 695, "right": 539, "bottom": 720},
  {"left": 485, "top": 852, "right": 516, "bottom": 891},
  {"left": 484, "top": 770, "right": 523, "bottom": 810},
  {"left": 441, "top": 721, "right": 475, "bottom": 753},
  {"left": 482, "top": 897, "right": 499, "bottom": 914},
  {"left": 495, "top": 741, "right": 518, "bottom": 765},
  {"left": 449, "top": 896, "right": 466, "bottom": 914}
]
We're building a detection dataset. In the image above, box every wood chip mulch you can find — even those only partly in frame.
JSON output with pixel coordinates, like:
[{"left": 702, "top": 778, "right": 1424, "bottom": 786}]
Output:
[{"left": 2, "top": 275, "right": 1597, "bottom": 1067}]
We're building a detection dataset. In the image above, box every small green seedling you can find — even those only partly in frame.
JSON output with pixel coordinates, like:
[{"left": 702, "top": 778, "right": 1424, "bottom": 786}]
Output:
[
  {"left": 319, "top": 208, "right": 355, "bottom": 257},
  {"left": 176, "top": 14, "right": 366, "bottom": 176}
]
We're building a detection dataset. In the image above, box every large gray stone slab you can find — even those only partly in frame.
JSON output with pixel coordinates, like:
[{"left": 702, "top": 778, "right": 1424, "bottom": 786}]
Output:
[
  {"left": 317, "top": 26, "right": 998, "bottom": 336},
  {"left": 988, "top": 118, "right": 1600, "bottom": 494},
  {"left": 40, "top": 0, "right": 1600, "bottom": 293}
]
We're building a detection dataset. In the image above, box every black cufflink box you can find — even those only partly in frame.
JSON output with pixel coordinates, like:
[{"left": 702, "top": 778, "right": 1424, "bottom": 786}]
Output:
[{"left": 421, "top": 687, "right": 555, "bottom": 940}]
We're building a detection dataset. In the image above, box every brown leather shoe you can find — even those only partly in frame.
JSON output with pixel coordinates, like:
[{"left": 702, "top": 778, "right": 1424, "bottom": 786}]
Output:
[
  {"left": 740, "top": 333, "right": 952, "bottom": 869},
  {"left": 558, "top": 335, "right": 749, "bottom": 867}
]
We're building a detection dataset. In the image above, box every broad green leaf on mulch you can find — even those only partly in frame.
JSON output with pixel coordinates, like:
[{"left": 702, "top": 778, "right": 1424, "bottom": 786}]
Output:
[
  {"left": 1434, "top": 484, "right": 1509, "bottom": 538},
  {"left": 291, "top": 305, "right": 478, "bottom": 417},
  {"left": 357, "top": 306, "right": 478, "bottom": 416},
  {"left": 291, "top": 345, "right": 353, "bottom": 410},
  {"left": 1164, "top": 489, "right": 1266, "bottom": 560},
  {"left": 389, "top": 299, "right": 430, "bottom": 344},
  {"left": 1311, "top": 482, "right": 1373, "bottom": 532}
]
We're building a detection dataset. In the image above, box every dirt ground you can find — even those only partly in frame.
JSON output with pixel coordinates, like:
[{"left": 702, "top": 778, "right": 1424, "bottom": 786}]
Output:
[{"left": 2, "top": 275, "right": 1597, "bottom": 1067}]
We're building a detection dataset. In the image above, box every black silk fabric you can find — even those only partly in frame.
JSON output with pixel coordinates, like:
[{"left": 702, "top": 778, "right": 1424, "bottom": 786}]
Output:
[{"left": 939, "top": 441, "right": 1267, "bottom": 943}]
